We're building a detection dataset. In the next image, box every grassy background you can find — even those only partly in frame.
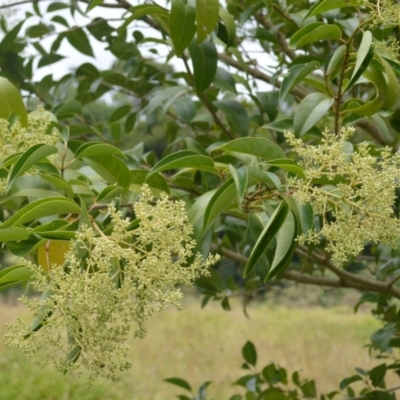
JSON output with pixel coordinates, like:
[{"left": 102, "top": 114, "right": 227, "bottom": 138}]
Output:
[{"left": 0, "top": 292, "right": 391, "bottom": 400}]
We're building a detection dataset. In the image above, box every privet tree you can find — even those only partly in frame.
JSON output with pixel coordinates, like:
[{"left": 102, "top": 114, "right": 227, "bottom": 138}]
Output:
[{"left": 1, "top": 0, "right": 400, "bottom": 397}]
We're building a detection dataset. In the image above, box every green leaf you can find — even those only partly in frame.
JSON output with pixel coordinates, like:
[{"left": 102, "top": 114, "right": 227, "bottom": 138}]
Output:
[
  {"left": 7, "top": 144, "right": 58, "bottom": 190},
  {"left": 242, "top": 341, "right": 257, "bottom": 366},
  {"left": 66, "top": 28, "right": 94, "bottom": 57},
  {"left": 218, "top": 7, "right": 236, "bottom": 47},
  {"left": 0, "top": 77, "right": 28, "bottom": 127},
  {"left": 305, "top": 0, "right": 357, "bottom": 19},
  {"left": 327, "top": 44, "right": 346, "bottom": 78},
  {"left": 212, "top": 137, "right": 286, "bottom": 160},
  {"left": 149, "top": 151, "right": 217, "bottom": 176},
  {"left": 0, "top": 264, "right": 32, "bottom": 290},
  {"left": 34, "top": 231, "right": 76, "bottom": 240},
  {"left": 0, "top": 20, "right": 25, "bottom": 52},
  {"left": 108, "top": 105, "right": 131, "bottom": 123},
  {"left": 203, "top": 178, "right": 236, "bottom": 230},
  {"left": 339, "top": 375, "right": 363, "bottom": 390},
  {"left": 244, "top": 201, "right": 289, "bottom": 277},
  {"left": 267, "top": 160, "right": 305, "bottom": 179},
  {"left": 346, "top": 31, "right": 373, "bottom": 90},
  {"left": 1, "top": 197, "right": 80, "bottom": 228},
  {"left": 0, "top": 227, "right": 31, "bottom": 241},
  {"left": 38, "top": 53, "right": 64, "bottom": 68},
  {"left": 75, "top": 142, "right": 125, "bottom": 159},
  {"left": 39, "top": 173, "right": 74, "bottom": 199},
  {"left": 96, "top": 186, "right": 123, "bottom": 202},
  {"left": 301, "top": 380, "right": 316, "bottom": 398},
  {"left": 170, "top": 0, "right": 196, "bottom": 56},
  {"left": 30, "top": 290, "right": 54, "bottom": 333},
  {"left": 188, "top": 38, "right": 218, "bottom": 95},
  {"left": 213, "top": 67, "right": 237, "bottom": 93},
  {"left": 84, "top": 155, "right": 131, "bottom": 189},
  {"left": 379, "top": 56, "right": 399, "bottom": 110},
  {"left": 294, "top": 92, "right": 334, "bottom": 137},
  {"left": 266, "top": 210, "right": 298, "bottom": 280},
  {"left": 214, "top": 99, "right": 249, "bottom": 136},
  {"left": 64, "top": 329, "right": 81, "bottom": 371},
  {"left": 196, "top": 0, "right": 219, "bottom": 43},
  {"left": 280, "top": 62, "right": 320, "bottom": 105},
  {"left": 54, "top": 100, "right": 82, "bottom": 120},
  {"left": 26, "top": 23, "right": 52, "bottom": 38},
  {"left": 165, "top": 377, "right": 192, "bottom": 392},
  {"left": 86, "top": 0, "right": 105, "bottom": 12},
  {"left": 289, "top": 23, "right": 341, "bottom": 49},
  {"left": 229, "top": 165, "right": 248, "bottom": 208},
  {"left": 48, "top": 2, "right": 69, "bottom": 12},
  {"left": 369, "top": 364, "right": 387, "bottom": 387},
  {"left": 129, "top": 170, "right": 170, "bottom": 193},
  {"left": 247, "top": 167, "right": 281, "bottom": 189}
]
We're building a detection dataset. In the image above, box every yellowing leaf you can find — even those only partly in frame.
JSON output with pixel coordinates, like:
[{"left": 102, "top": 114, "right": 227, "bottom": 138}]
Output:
[{"left": 37, "top": 241, "right": 70, "bottom": 272}]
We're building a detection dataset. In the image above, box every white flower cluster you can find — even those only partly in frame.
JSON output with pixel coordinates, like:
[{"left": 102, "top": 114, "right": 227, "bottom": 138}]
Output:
[
  {"left": 0, "top": 110, "right": 58, "bottom": 194},
  {"left": 6, "top": 186, "right": 218, "bottom": 381},
  {"left": 285, "top": 128, "right": 400, "bottom": 266}
]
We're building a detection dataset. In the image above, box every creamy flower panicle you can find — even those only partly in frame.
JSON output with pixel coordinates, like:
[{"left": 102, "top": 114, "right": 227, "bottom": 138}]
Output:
[
  {"left": 6, "top": 187, "right": 218, "bottom": 381},
  {"left": 0, "top": 109, "right": 58, "bottom": 194},
  {"left": 285, "top": 128, "right": 400, "bottom": 267}
]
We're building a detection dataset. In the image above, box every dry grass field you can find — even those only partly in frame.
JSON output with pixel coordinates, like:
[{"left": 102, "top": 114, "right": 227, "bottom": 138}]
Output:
[{"left": 0, "top": 292, "right": 394, "bottom": 400}]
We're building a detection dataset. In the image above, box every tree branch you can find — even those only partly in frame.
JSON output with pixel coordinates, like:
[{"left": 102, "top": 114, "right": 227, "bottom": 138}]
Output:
[
  {"left": 355, "top": 119, "right": 387, "bottom": 145},
  {"left": 210, "top": 244, "right": 400, "bottom": 299},
  {"left": 218, "top": 53, "right": 310, "bottom": 99},
  {"left": 254, "top": 11, "right": 298, "bottom": 61},
  {"left": 0, "top": 0, "right": 130, "bottom": 9}
]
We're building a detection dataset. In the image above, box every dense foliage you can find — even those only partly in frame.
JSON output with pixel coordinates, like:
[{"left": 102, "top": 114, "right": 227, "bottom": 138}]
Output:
[{"left": 1, "top": 0, "right": 400, "bottom": 397}]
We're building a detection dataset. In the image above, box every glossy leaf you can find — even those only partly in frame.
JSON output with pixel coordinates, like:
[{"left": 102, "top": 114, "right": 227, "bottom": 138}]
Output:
[
  {"left": 0, "top": 77, "right": 28, "bottom": 127},
  {"left": 84, "top": 155, "right": 131, "bottom": 189},
  {"left": 148, "top": 151, "right": 217, "bottom": 176},
  {"left": 203, "top": 178, "right": 236, "bottom": 230},
  {"left": 165, "top": 377, "right": 192, "bottom": 392},
  {"left": 214, "top": 99, "right": 249, "bottom": 136},
  {"left": 280, "top": 62, "right": 320, "bottom": 105},
  {"left": 346, "top": 31, "right": 373, "bottom": 90},
  {"left": 244, "top": 201, "right": 289, "bottom": 277},
  {"left": 294, "top": 92, "right": 334, "bottom": 137},
  {"left": 242, "top": 341, "right": 257, "bottom": 366},
  {"left": 188, "top": 38, "right": 218, "bottom": 95},
  {"left": 266, "top": 210, "right": 297, "bottom": 280},
  {"left": 289, "top": 23, "right": 341, "bottom": 49},
  {"left": 86, "top": 0, "right": 105, "bottom": 12},
  {"left": 1, "top": 197, "right": 80, "bottom": 228},
  {"left": 75, "top": 142, "right": 125, "bottom": 159},
  {"left": 196, "top": 0, "right": 219, "bottom": 43},
  {"left": 37, "top": 241, "right": 70, "bottom": 272},
  {"left": 266, "top": 160, "right": 305, "bottom": 179},
  {"left": 0, "top": 264, "right": 32, "bottom": 290},
  {"left": 170, "top": 0, "right": 196, "bottom": 56},
  {"left": 0, "top": 227, "right": 31, "bottom": 241},
  {"left": 212, "top": 137, "right": 286, "bottom": 159},
  {"left": 66, "top": 28, "right": 94, "bottom": 57},
  {"left": 229, "top": 165, "right": 248, "bottom": 208},
  {"left": 218, "top": 7, "right": 236, "bottom": 47},
  {"left": 7, "top": 144, "right": 58, "bottom": 190},
  {"left": 305, "top": 0, "right": 357, "bottom": 19}
]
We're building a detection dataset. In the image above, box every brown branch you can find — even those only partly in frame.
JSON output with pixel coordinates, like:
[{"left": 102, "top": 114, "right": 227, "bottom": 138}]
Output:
[
  {"left": 355, "top": 119, "right": 387, "bottom": 145},
  {"left": 297, "top": 245, "right": 400, "bottom": 298},
  {"left": 0, "top": 0, "right": 129, "bottom": 9},
  {"left": 254, "top": 11, "right": 298, "bottom": 61},
  {"left": 218, "top": 53, "right": 310, "bottom": 99},
  {"left": 210, "top": 244, "right": 400, "bottom": 299}
]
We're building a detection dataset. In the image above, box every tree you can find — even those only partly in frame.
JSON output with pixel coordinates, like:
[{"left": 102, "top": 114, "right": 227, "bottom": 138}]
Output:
[{"left": 1, "top": 0, "right": 400, "bottom": 397}]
